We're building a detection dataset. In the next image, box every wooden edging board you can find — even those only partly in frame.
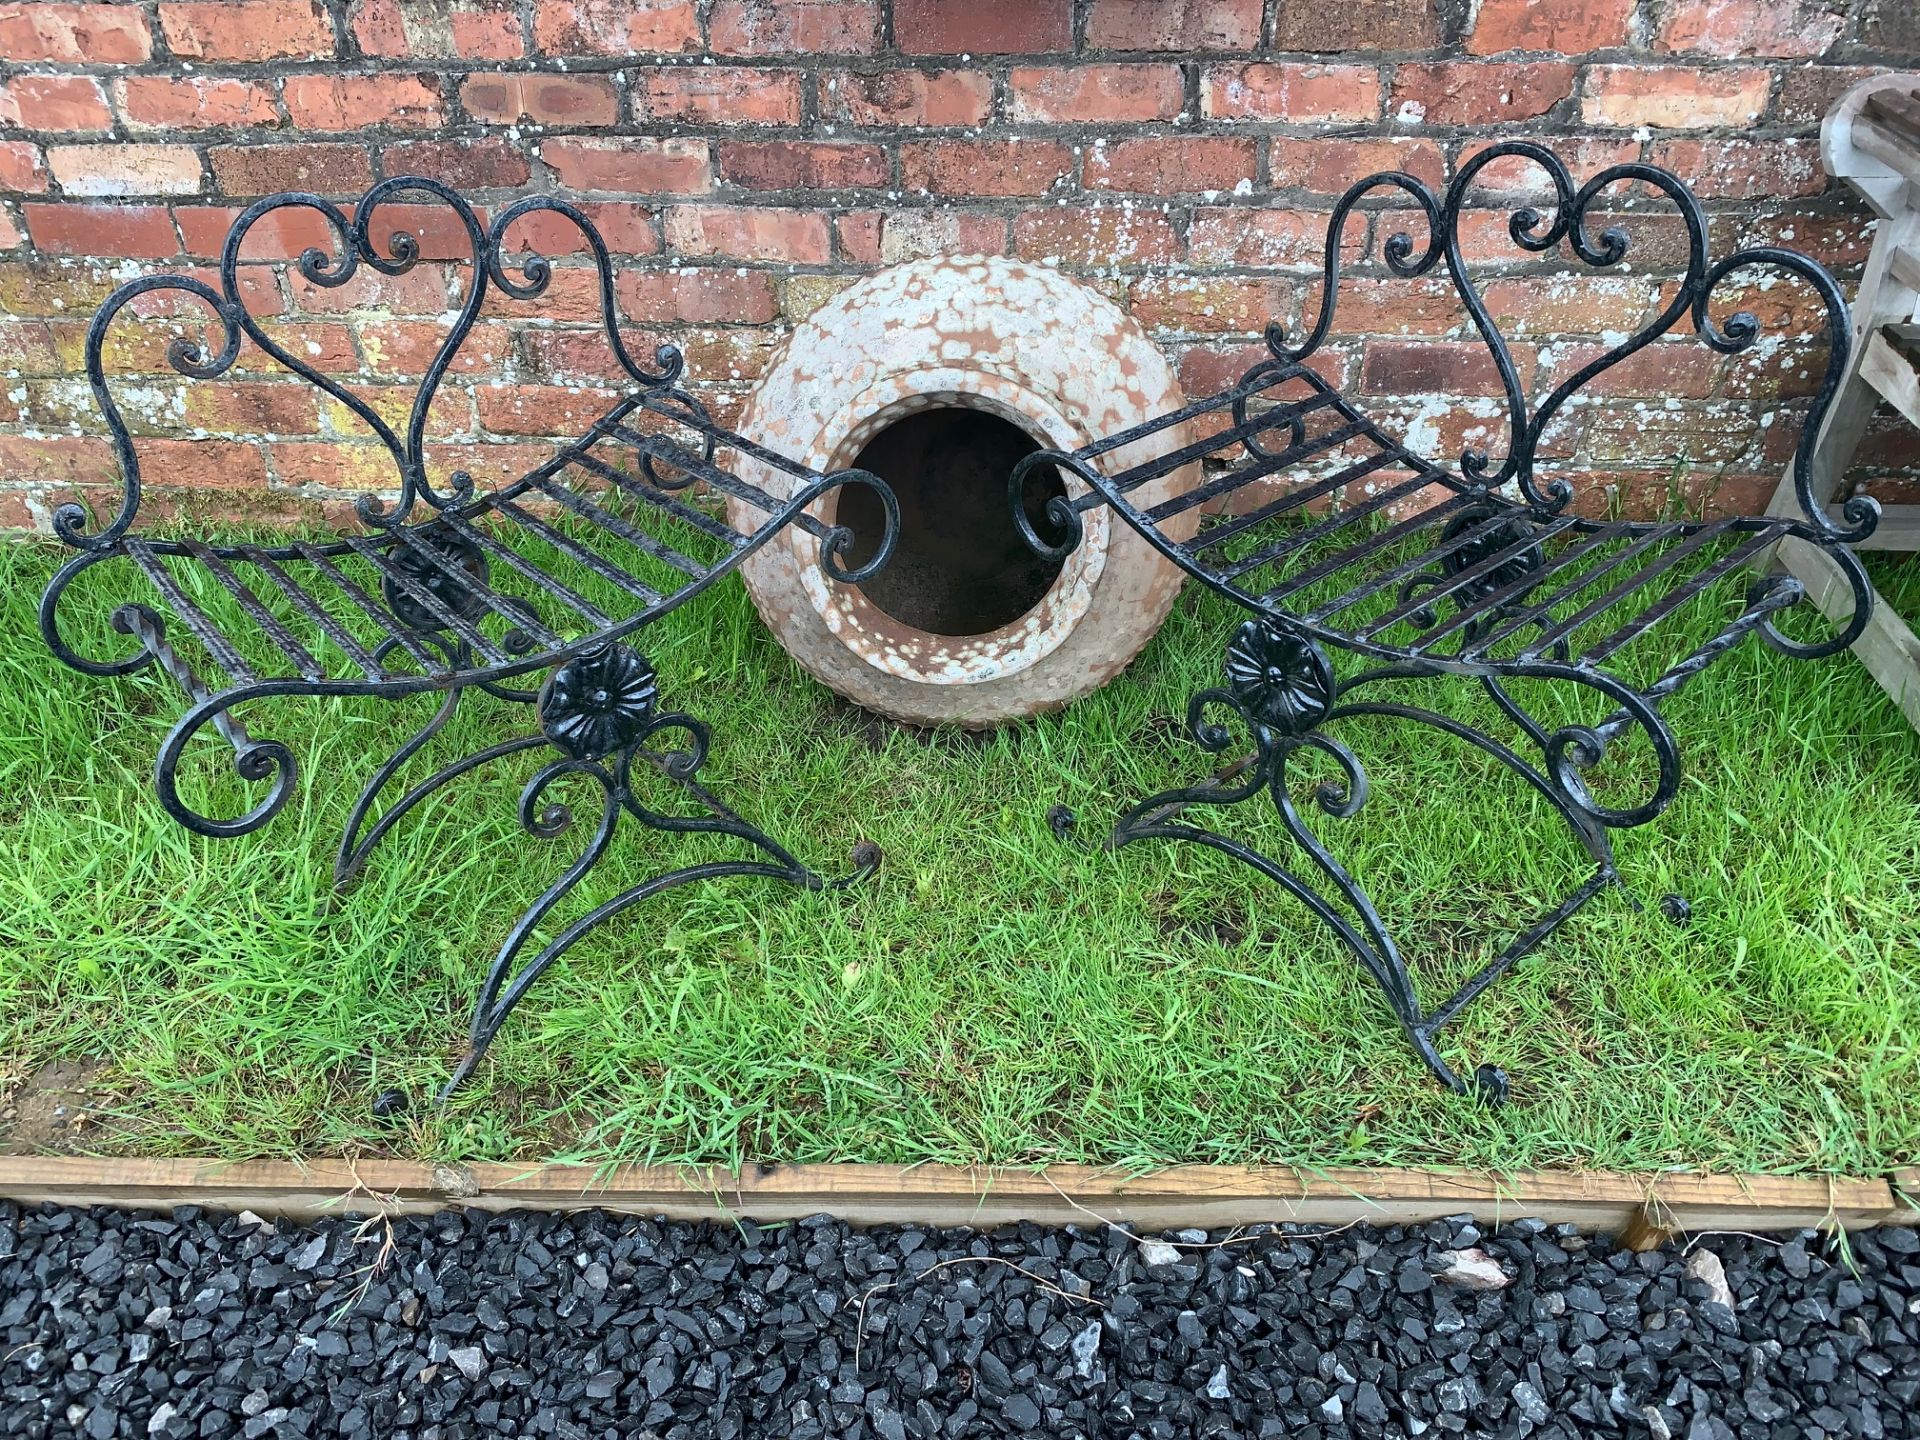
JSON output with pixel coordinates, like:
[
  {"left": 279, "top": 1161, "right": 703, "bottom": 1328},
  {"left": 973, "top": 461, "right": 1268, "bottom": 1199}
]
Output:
[{"left": 0, "top": 1158, "right": 1912, "bottom": 1246}]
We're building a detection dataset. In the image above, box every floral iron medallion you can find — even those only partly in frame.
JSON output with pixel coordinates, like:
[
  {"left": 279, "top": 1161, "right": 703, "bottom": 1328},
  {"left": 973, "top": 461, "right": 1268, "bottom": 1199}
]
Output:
[
  {"left": 1224, "top": 618, "right": 1335, "bottom": 738},
  {"left": 538, "top": 643, "right": 659, "bottom": 759}
]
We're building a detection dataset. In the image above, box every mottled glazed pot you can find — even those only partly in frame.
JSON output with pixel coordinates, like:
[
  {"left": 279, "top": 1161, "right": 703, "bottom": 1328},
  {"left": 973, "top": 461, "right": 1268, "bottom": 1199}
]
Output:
[{"left": 728, "top": 256, "right": 1197, "bottom": 727}]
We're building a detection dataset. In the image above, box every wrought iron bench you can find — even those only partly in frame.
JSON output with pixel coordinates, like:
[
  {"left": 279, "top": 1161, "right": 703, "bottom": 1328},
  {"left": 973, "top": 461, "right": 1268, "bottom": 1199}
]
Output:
[
  {"left": 1012, "top": 143, "right": 1879, "bottom": 1104},
  {"left": 37, "top": 179, "right": 900, "bottom": 1106}
]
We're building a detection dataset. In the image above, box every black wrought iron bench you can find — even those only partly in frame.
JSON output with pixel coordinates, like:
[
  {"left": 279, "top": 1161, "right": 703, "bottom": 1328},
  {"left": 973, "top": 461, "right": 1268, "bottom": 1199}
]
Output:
[
  {"left": 1012, "top": 142, "right": 1880, "bottom": 1104},
  {"left": 36, "top": 179, "right": 900, "bottom": 1105}
]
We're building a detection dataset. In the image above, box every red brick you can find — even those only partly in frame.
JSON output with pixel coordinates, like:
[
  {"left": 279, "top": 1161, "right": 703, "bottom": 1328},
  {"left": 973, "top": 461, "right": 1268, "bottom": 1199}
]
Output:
[
  {"left": 269, "top": 441, "right": 410, "bottom": 493},
  {"left": 895, "top": 0, "right": 1069, "bottom": 54},
  {"left": 1772, "top": 66, "right": 1879, "bottom": 126},
  {"left": 210, "top": 144, "right": 372, "bottom": 197},
  {"left": 532, "top": 0, "right": 699, "bottom": 54},
  {"left": 136, "top": 438, "right": 273, "bottom": 491},
  {"left": 349, "top": 0, "right": 522, "bottom": 59},
  {"left": 0, "top": 318, "right": 59, "bottom": 373},
  {"left": 475, "top": 381, "right": 623, "bottom": 435},
  {"left": 347, "top": 201, "right": 492, "bottom": 263},
  {"left": 708, "top": 0, "right": 879, "bottom": 55},
  {"left": 382, "top": 138, "right": 531, "bottom": 190},
  {"left": 1656, "top": 0, "right": 1845, "bottom": 58},
  {"left": 1477, "top": 277, "right": 1658, "bottom": 336},
  {"left": 719, "top": 140, "right": 886, "bottom": 190},
  {"left": 116, "top": 77, "right": 280, "bottom": 132},
  {"left": 1085, "top": 137, "right": 1256, "bottom": 195},
  {"left": 172, "top": 382, "right": 323, "bottom": 437},
  {"left": 835, "top": 212, "right": 882, "bottom": 263},
  {"left": 25, "top": 203, "right": 178, "bottom": 258},
  {"left": 1202, "top": 64, "right": 1382, "bottom": 123},
  {"left": 871, "top": 209, "right": 1008, "bottom": 262},
  {"left": 1086, "top": 0, "right": 1262, "bottom": 50},
  {"left": 0, "top": 76, "right": 111, "bottom": 132},
  {"left": 1539, "top": 341, "right": 1719, "bottom": 399},
  {"left": 158, "top": 1, "right": 332, "bottom": 61},
  {"left": 1581, "top": 65, "right": 1770, "bottom": 129},
  {"left": 1391, "top": 63, "right": 1574, "bottom": 126},
  {"left": 542, "top": 138, "right": 710, "bottom": 195},
  {"left": 475, "top": 265, "right": 605, "bottom": 322},
  {"left": 829, "top": 68, "right": 989, "bottom": 126},
  {"left": 1269, "top": 138, "right": 1446, "bottom": 197},
  {"left": 663, "top": 204, "right": 831, "bottom": 263},
  {"left": 497, "top": 202, "right": 660, "bottom": 257},
  {"left": 0, "top": 3, "right": 151, "bottom": 62},
  {"left": 1273, "top": 0, "right": 1439, "bottom": 50},
  {"left": 900, "top": 139, "right": 1072, "bottom": 196},
  {"left": 1648, "top": 138, "right": 1825, "bottom": 200},
  {"left": 1724, "top": 212, "right": 1874, "bottom": 269},
  {"left": 1317, "top": 279, "right": 1464, "bottom": 338},
  {"left": 1467, "top": 0, "right": 1633, "bottom": 54},
  {"left": 282, "top": 74, "right": 444, "bottom": 131},
  {"left": 1587, "top": 405, "right": 1757, "bottom": 465},
  {"left": 461, "top": 73, "right": 620, "bottom": 126},
  {"left": 1008, "top": 65, "right": 1183, "bottom": 123},
  {"left": 47, "top": 145, "right": 204, "bottom": 198},
  {"left": 0, "top": 141, "right": 47, "bottom": 195},
  {"left": 1010, "top": 206, "right": 1178, "bottom": 267},
  {"left": 1128, "top": 277, "right": 1291, "bottom": 334},
  {"left": 617, "top": 268, "right": 779, "bottom": 324},
  {"left": 175, "top": 204, "right": 344, "bottom": 260},
  {"left": 640, "top": 67, "right": 804, "bottom": 126},
  {"left": 1188, "top": 209, "right": 1345, "bottom": 269},
  {"left": 1358, "top": 340, "right": 1535, "bottom": 396},
  {"left": 0, "top": 211, "right": 15, "bottom": 249},
  {"left": 1455, "top": 137, "right": 1641, "bottom": 195}
]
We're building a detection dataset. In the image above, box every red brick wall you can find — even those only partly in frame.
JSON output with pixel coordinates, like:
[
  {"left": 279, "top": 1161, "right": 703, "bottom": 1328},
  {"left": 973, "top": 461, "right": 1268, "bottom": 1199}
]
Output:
[{"left": 1, "top": 0, "right": 1916, "bottom": 534}]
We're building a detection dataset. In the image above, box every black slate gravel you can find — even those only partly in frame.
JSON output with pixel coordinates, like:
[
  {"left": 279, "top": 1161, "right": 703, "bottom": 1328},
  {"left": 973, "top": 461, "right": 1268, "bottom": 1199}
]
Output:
[{"left": 3, "top": 1199, "right": 1917, "bottom": 1439}]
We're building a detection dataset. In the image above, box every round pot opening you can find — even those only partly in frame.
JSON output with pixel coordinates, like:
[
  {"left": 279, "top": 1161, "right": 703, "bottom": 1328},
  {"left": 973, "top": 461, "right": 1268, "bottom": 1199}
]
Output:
[{"left": 833, "top": 406, "right": 1067, "bottom": 638}]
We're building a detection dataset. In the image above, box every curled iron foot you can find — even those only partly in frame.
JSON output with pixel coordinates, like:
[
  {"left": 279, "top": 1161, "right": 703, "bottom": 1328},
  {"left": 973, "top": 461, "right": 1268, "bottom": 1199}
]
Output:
[
  {"left": 371, "top": 1088, "right": 410, "bottom": 1120},
  {"left": 1047, "top": 803, "right": 1081, "bottom": 844},
  {"left": 1472, "top": 1064, "right": 1511, "bottom": 1107},
  {"left": 1659, "top": 894, "right": 1693, "bottom": 926},
  {"left": 828, "top": 838, "right": 884, "bottom": 890}
]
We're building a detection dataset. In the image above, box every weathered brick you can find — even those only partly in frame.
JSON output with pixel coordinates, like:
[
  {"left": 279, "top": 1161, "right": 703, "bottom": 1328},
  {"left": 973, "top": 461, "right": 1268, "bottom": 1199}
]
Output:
[
  {"left": 1010, "top": 205, "right": 1178, "bottom": 267},
  {"left": 1085, "top": 138, "right": 1256, "bottom": 195},
  {"left": 1392, "top": 63, "right": 1574, "bottom": 126},
  {"left": 0, "top": 318, "right": 59, "bottom": 373},
  {"left": 1587, "top": 404, "right": 1757, "bottom": 465},
  {"left": 48, "top": 145, "right": 203, "bottom": 198},
  {"left": 1772, "top": 66, "right": 1878, "bottom": 127},
  {"left": 664, "top": 204, "right": 831, "bottom": 263},
  {"left": 175, "top": 204, "right": 343, "bottom": 260},
  {"left": 1467, "top": 0, "right": 1633, "bottom": 55},
  {"left": 1648, "top": 138, "right": 1825, "bottom": 200},
  {"left": 1188, "top": 208, "right": 1339, "bottom": 268},
  {"left": 828, "top": 69, "right": 989, "bottom": 126},
  {"left": 1269, "top": 138, "right": 1446, "bottom": 196},
  {"left": 269, "top": 441, "right": 409, "bottom": 492},
  {"left": 499, "top": 201, "right": 660, "bottom": 257},
  {"left": 382, "top": 138, "right": 530, "bottom": 190},
  {"left": 900, "top": 140, "right": 1073, "bottom": 197},
  {"left": 1581, "top": 65, "right": 1770, "bottom": 129},
  {"left": 778, "top": 274, "right": 858, "bottom": 320},
  {"left": 719, "top": 140, "right": 887, "bottom": 190},
  {"left": 867, "top": 209, "right": 1007, "bottom": 263},
  {"left": 708, "top": 0, "right": 880, "bottom": 55},
  {"left": 475, "top": 381, "right": 623, "bottom": 435},
  {"left": 350, "top": 0, "right": 522, "bottom": 59},
  {"left": 0, "top": 141, "right": 48, "bottom": 195},
  {"left": 116, "top": 77, "right": 280, "bottom": 132},
  {"left": 1086, "top": 0, "right": 1262, "bottom": 51},
  {"left": 0, "top": 3, "right": 151, "bottom": 62},
  {"left": 284, "top": 74, "right": 446, "bottom": 131},
  {"left": 461, "top": 73, "right": 620, "bottom": 127},
  {"left": 542, "top": 138, "right": 711, "bottom": 194},
  {"left": 640, "top": 67, "right": 804, "bottom": 126},
  {"left": 158, "top": 1, "right": 332, "bottom": 61},
  {"left": 1325, "top": 279, "right": 1469, "bottom": 337},
  {"left": 1358, "top": 340, "right": 1536, "bottom": 395},
  {"left": 1538, "top": 341, "right": 1719, "bottom": 399},
  {"left": 895, "top": 0, "right": 1070, "bottom": 54},
  {"left": 1656, "top": 0, "right": 1845, "bottom": 58},
  {"left": 1129, "top": 276, "right": 1291, "bottom": 334},
  {"left": 532, "top": 0, "right": 699, "bottom": 54},
  {"left": 210, "top": 144, "right": 372, "bottom": 197},
  {"left": 1008, "top": 65, "right": 1183, "bottom": 123},
  {"left": 0, "top": 76, "right": 112, "bottom": 133},
  {"left": 617, "top": 268, "right": 779, "bottom": 325},
  {"left": 1274, "top": 0, "right": 1440, "bottom": 51},
  {"left": 1203, "top": 64, "right": 1382, "bottom": 123},
  {"left": 1478, "top": 277, "right": 1658, "bottom": 336},
  {"left": 355, "top": 319, "right": 512, "bottom": 376},
  {"left": 24, "top": 203, "right": 177, "bottom": 258}
]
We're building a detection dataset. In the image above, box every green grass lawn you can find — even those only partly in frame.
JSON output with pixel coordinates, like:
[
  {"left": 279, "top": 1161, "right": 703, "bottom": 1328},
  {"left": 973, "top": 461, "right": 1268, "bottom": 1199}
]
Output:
[{"left": 2, "top": 535, "right": 1917, "bottom": 1177}]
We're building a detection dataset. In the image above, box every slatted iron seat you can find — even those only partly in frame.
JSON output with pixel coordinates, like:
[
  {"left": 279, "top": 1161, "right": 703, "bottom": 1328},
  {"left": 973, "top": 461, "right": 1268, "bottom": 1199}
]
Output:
[
  {"left": 1012, "top": 143, "right": 1880, "bottom": 1103},
  {"left": 37, "top": 180, "right": 901, "bottom": 1104}
]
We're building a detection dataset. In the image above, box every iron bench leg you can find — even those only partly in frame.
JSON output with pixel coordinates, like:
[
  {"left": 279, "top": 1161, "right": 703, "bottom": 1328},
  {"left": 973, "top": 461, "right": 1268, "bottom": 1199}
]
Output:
[{"left": 1049, "top": 616, "right": 1694, "bottom": 1105}]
